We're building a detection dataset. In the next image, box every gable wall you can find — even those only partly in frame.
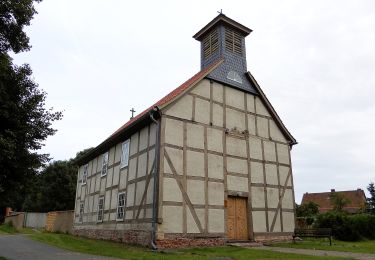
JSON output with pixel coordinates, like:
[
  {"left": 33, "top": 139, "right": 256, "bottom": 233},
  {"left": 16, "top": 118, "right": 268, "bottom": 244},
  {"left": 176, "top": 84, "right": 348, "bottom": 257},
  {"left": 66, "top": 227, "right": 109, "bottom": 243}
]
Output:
[
  {"left": 158, "top": 78, "right": 295, "bottom": 241},
  {"left": 73, "top": 123, "right": 157, "bottom": 242}
]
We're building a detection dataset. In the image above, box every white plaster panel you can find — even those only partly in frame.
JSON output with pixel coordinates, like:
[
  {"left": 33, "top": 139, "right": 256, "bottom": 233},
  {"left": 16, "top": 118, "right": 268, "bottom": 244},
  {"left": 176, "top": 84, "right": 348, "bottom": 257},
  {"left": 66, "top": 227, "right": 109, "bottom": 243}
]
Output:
[
  {"left": 187, "top": 208, "right": 205, "bottom": 233},
  {"left": 163, "top": 177, "right": 182, "bottom": 202},
  {"left": 227, "top": 157, "right": 247, "bottom": 175},
  {"left": 225, "top": 87, "right": 244, "bottom": 110},
  {"left": 251, "top": 162, "right": 264, "bottom": 184},
  {"left": 195, "top": 98, "right": 210, "bottom": 124},
  {"left": 105, "top": 168, "right": 113, "bottom": 188},
  {"left": 108, "top": 146, "right": 116, "bottom": 165},
  {"left": 279, "top": 166, "right": 291, "bottom": 186},
  {"left": 227, "top": 175, "right": 248, "bottom": 192},
  {"left": 147, "top": 148, "right": 155, "bottom": 174},
  {"left": 186, "top": 150, "right": 204, "bottom": 177},
  {"left": 246, "top": 94, "right": 255, "bottom": 113},
  {"left": 187, "top": 180, "right": 205, "bottom": 204},
  {"left": 282, "top": 212, "right": 295, "bottom": 232},
  {"left": 128, "top": 158, "right": 137, "bottom": 181},
  {"left": 247, "top": 114, "right": 256, "bottom": 135},
  {"left": 263, "top": 141, "right": 276, "bottom": 162},
  {"left": 164, "top": 147, "right": 183, "bottom": 175},
  {"left": 139, "top": 126, "right": 149, "bottom": 151},
  {"left": 208, "top": 153, "right": 224, "bottom": 180},
  {"left": 87, "top": 161, "right": 93, "bottom": 178},
  {"left": 282, "top": 189, "right": 294, "bottom": 209},
  {"left": 269, "top": 120, "right": 287, "bottom": 142},
  {"left": 90, "top": 176, "right": 95, "bottom": 193},
  {"left": 267, "top": 188, "right": 279, "bottom": 208},
  {"left": 212, "top": 82, "right": 223, "bottom": 103},
  {"left": 130, "top": 132, "right": 139, "bottom": 156},
  {"left": 255, "top": 97, "right": 270, "bottom": 116},
  {"left": 207, "top": 128, "right": 223, "bottom": 153},
  {"left": 119, "top": 168, "right": 127, "bottom": 190},
  {"left": 208, "top": 182, "right": 224, "bottom": 205},
  {"left": 104, "top": 190, "right": 111, "bottom": 210},
  {"left": 252, "top": 211, "right": 267, "bottom": 232},
  {"left": 212, "top": 103, "right": 223, "bottom": 127},
  {"left": 256, "top": 117, "right": 269, "bottom": 138},
  {"left": 100, "top": 176, "right": 105, "bottom": 193},
  {"left": 248, "top": 137, "right": 263, "bottom": 160},
  {"left": 164, "top": 118, "right": 183, "bottom": 147},
  {"left": 125, "top": 209, "right": 133, "bottom": 220},
  {"left": 162, "top": 206, "right": 183, "bottom": 233},
  {"left": 149, "top": 123, "right": 157, "bottom": 146},
  {"left": 109, "top": 212, "right": 116, "bottom": 221},
  {"left": 226, "top": 136, "right": 247, "bottom": 158},
  {"left": 277, "top": 143, "right": 290, "bottom": 165},
  {"left": 191, "top": 79, "right": 210, "bottom": 98},
  {"left": 113, "top": 165, "right": 120, "bottom": 187},
  {"left": 126, "top": 183, "right": 135, "bottom": 207},
  {"left": 135, "top": 180, "right": 145, "bottom": 206},
  {"left": 110, "top": 188, "right": 118, "bottom": 210},
  {"left": 265, "top": 164, "right": 278, "bottom": 185},
  {"left": 268, "top": 211, "right": 281, "bottom": 232},
  {"left": 137, "top": 152, "right": 147, "bottom": 178},
  {"left": 251, "top": 187, "right": 265, "bottom": 208},
  {"left": 226, "top": 108, "right": 246, "bottom": 131},
  {"left": 208, "top": 209, "right": 224, "bottom": 233},
  {"left": 165, "top": 95, "right": 193, "bottom": 120},
  {"left": 186, "top": 123, "right": 204, "bottom": 149},
  {"left": 146, "top": 178, "right": 154, "bottom": 204},
  {"left": 95, "top": 174, "right": 100, "bottom": 192},
  {"left": 93, "top": 194, "right": 99, "bottom": 213},
  {"left": 96, "top": 155, "right": 102, "bottom": 172}
]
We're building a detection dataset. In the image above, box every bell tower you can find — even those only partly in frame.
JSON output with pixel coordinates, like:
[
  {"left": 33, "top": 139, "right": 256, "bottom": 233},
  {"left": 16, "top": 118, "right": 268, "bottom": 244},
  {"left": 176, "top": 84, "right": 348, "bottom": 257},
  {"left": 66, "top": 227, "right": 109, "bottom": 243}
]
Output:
[{"left": 193, "top": 14, "right": 256, "bottom": 93}]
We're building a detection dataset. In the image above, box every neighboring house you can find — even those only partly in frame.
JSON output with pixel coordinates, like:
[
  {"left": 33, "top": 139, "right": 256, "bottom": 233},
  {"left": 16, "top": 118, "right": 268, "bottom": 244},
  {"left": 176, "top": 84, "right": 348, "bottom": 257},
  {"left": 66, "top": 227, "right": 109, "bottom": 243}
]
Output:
[
  {"left": 301, "top": 189, "right": 367, "bottom": 213},
  {"left": 73, "top": 14, "right": 297, "bottom": 248}
]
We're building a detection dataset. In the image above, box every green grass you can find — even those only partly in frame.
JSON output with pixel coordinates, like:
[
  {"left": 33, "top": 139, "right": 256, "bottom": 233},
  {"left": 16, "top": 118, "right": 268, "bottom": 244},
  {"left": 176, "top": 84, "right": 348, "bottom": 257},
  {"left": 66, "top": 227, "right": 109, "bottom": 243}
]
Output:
[
  {"left": 0, "top": 223, "right": 17, "bottom": 234},
  {"left": 272, "top": 238, "right": 375, "bottom": 254},
  {"left": 25, "top": 231, "right": 345, "bottom": 259}
]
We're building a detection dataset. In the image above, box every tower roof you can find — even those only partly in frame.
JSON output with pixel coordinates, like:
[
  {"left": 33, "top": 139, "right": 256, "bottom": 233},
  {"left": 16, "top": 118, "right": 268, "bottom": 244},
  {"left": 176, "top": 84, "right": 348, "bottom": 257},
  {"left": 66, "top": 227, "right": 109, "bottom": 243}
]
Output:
[{"left": 193, "top": 13, "right": 252, "bottom": 41}]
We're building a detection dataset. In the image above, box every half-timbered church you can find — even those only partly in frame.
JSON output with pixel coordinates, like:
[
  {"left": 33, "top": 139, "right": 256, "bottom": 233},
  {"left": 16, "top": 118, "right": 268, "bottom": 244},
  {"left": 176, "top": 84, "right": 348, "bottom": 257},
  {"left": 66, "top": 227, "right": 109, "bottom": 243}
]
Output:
[{"left": 74, "top": 14, "right": 297, "bottom": 248}]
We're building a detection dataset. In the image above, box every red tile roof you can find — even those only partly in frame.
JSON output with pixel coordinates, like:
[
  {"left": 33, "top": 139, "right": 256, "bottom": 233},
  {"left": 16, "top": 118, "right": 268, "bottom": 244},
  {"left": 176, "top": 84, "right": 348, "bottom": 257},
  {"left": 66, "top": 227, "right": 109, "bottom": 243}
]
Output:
[{"left": 301, "top": 189, "right": 367, "bottom": 213}]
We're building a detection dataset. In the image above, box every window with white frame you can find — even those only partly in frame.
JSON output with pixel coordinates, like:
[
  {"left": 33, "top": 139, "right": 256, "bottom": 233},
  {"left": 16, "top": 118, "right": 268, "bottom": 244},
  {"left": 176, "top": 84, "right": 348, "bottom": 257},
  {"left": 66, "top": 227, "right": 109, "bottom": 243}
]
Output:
[
  {"left": 79, "top": 202, "right": 84, "bottom": 223},
  {"left": 116, "top": 192, "right": 126, "bottom": 220},
  {"left": 81, "top": 164, "right": 88, "bottom": 185},
  {"left": 120, "top": 140, "right": 130, "bottom": 168},
  {"left": 97, "top": 196, "right": 104, "bottom": 222},
  {"left": 101, "top": 152, "right": 109, "bottom": 177}
]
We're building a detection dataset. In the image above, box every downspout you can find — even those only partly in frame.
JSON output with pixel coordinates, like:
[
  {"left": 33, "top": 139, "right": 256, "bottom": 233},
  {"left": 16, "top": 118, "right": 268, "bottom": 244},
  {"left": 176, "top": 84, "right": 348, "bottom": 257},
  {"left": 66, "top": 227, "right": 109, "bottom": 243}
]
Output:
[{"left": 149, "top": 107, "right": 160, "bottom": 250}]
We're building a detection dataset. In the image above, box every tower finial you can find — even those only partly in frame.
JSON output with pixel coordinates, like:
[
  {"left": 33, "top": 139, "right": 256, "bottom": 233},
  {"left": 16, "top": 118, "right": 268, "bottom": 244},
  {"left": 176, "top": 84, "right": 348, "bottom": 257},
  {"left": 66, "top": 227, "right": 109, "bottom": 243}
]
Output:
[
  {"left": 130, "top": 108, "right": 136, "bottom": 119},
  {"left": 217, "top": 9, "right": 223, "bottom": 15}
]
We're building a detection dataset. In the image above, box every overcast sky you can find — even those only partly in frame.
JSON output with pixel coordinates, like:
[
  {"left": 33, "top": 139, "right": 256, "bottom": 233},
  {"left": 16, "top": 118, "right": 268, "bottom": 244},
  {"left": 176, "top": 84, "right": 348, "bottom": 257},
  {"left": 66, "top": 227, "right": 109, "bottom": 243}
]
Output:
[{"left": 13, "top": 0, "right": 375, "bottom": 202}]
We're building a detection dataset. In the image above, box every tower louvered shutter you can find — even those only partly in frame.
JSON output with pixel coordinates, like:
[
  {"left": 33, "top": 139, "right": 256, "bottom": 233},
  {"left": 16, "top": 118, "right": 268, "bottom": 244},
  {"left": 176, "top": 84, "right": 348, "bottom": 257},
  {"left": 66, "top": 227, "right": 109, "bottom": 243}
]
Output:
[
  {"left": 203, "top": 29, "right": 218, "bottom": 59},
  {"left": 225, "top": 27, "right": 242, "bottom": 55}
]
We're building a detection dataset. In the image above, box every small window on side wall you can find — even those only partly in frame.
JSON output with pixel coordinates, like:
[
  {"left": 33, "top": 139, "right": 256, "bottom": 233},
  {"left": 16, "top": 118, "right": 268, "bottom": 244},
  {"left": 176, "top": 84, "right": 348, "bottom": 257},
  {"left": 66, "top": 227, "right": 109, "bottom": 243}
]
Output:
[
  {"left": 81, "top": 164, "right": 88, "bottom": 185},
  {"left": 101, "top": 152, "right": 109, "bottom": 177},
  {"left": 120, "top": 140, "right": 130, "bottom": 168},
  {"left": 116, "top": 192, "right": 126, "bottom": 221},
  {"left": 97, "top": 196, "right": 104, "bottom": 222}
]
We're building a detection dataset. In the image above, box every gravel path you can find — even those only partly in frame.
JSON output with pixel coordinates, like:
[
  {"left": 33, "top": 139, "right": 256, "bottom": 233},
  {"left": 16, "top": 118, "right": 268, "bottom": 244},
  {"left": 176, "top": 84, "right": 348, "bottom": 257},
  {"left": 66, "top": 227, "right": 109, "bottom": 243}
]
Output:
[{"left": 0, "top": 235, "right": 118, "bottom": 260}]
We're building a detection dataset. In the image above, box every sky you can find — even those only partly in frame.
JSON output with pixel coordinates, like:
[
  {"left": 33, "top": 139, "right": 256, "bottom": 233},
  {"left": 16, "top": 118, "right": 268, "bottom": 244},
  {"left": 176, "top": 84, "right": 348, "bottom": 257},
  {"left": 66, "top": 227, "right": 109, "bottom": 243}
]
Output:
[{"left": 12, "top": 0, "right": 375, "bottom": 202}]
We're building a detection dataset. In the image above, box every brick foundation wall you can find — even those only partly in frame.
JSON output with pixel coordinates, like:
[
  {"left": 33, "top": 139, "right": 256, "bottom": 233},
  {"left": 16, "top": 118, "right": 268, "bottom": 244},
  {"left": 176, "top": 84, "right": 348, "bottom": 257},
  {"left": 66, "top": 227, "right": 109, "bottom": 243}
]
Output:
[
  {"left": 156, "top": 237, "right": 225, "bottom": 249},
  {"left": 73, "top": 228, "right": 152, "bottom": 247}
]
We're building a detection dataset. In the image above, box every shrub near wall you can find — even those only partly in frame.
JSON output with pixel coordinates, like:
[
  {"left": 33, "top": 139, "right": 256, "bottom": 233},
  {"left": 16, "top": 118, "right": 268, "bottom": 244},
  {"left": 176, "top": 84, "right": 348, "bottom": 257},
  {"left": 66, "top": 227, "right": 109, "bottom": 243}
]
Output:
[{"left": 315, "top": 212, "right": 375, "bottom": 241}]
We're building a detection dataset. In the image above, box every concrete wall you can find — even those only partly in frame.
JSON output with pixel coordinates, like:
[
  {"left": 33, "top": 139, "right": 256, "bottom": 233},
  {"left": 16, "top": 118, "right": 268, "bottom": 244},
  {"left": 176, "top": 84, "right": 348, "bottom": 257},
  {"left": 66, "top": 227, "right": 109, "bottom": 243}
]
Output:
[
  {"left": 24, "top": 212, "right": 46, "bottom": 229},
  {"left": 159, "top": 79, "right": 295, "bottom": 242},
  {"left": 74, "top": 124, "right": 157, "bottom": 240},
  {"left": 4, "top": 213, "right": 24, "bottom": 231}
]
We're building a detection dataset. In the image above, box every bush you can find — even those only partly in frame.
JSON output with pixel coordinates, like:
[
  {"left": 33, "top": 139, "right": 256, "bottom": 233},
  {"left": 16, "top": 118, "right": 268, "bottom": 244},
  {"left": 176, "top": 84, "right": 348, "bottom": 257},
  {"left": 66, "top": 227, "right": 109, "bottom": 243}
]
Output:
[{"left": 314, "top": 212, "right": 375, "bottom": 241}]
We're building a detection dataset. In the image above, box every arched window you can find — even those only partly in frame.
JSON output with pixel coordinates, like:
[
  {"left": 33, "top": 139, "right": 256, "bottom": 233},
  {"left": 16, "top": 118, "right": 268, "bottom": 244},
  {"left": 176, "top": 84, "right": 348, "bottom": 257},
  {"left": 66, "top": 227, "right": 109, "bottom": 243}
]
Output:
[{"left": 227, "top": 70, "right": 243, "bottom": 84}]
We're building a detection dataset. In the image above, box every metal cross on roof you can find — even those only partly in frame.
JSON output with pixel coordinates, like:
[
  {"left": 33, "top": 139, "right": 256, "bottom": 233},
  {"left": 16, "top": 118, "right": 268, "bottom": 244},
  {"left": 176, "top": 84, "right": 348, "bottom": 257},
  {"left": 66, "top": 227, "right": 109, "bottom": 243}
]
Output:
[{"left": 130, "top": 108, "right": 135, "bottom": 119}]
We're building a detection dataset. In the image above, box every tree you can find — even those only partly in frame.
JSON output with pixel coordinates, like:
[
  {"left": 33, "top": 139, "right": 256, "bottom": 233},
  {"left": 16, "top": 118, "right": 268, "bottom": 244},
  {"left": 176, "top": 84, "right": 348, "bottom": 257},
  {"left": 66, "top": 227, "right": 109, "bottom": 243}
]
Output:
[
  {"left": 329, "top": 192, "right": 351, "bottom": 212},
  {"left": 0, "top": 0, "right": 62, "bottom": 215},
  {"left": 296, "top": 202, "right": 320, "bottom": 217},
  {"left": 367, "top": 182, "right": 375, "bottom": 213}
]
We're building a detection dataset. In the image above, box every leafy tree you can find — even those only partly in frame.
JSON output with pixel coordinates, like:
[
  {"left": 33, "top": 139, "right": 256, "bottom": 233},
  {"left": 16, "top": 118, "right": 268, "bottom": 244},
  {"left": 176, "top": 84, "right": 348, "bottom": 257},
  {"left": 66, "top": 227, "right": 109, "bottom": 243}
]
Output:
[
  {"left": 0, "top": 0, "right": 62, "bottom": 215},
  {"left": 330, "top": 192, "right": 351, "bottom": 212},
  {"left": 367, "top": 182, "right": 375, "bottom": 213},
  {"left": 296, "top": 201, "right": 320, "bottom": 217}
]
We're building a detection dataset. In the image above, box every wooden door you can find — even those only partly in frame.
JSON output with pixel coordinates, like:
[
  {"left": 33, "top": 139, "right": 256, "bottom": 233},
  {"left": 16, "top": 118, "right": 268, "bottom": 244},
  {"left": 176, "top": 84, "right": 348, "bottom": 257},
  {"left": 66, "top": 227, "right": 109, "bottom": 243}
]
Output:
[{"left": 226, "top": 196, "right": 248, "bottom": 240}]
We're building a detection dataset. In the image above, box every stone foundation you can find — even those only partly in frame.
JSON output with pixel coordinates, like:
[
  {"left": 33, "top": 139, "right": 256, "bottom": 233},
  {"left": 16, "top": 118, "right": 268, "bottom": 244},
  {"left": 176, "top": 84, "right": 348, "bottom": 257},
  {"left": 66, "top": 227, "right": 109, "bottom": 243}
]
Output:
[
  {"left": 157, "top": 237, "right": 225, "bottom": 249},
  {"left": 73, "top": 228, "right": 152, "bottom": 247}
]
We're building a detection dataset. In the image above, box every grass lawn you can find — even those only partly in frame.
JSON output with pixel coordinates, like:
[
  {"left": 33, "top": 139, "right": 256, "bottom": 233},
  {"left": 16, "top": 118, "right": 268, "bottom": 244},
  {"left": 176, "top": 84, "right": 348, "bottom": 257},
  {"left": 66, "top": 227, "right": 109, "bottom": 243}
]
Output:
[
  {"left": 26, "top": 231, "right": 345, "bottom": 260},
  {"left": 272, "top": 238, "right": 375, "bottom": 254},
  {"left": 0, "top": 223, "right": 17, "bottom": 234}
]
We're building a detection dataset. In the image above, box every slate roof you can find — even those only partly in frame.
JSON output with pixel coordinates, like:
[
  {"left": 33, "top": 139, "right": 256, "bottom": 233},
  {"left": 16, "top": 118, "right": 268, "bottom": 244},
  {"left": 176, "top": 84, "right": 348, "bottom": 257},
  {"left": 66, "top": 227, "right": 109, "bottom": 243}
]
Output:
[{"left": 301, "top": 189, "right": 367, "bottom": 213}]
